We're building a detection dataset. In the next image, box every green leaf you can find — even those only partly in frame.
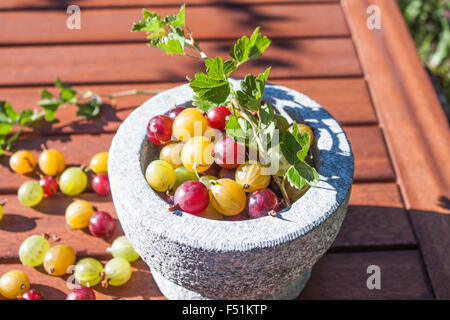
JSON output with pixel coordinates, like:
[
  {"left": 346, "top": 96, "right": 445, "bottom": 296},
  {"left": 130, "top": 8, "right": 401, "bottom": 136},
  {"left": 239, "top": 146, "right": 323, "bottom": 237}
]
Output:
[
  {"left": 0, "top": 101, "right": 18, "bottom": 124},
  {"left": 290, "top": 122, "right": 311, "bottom": 162},
  {"left": 189, "top": 57, "right": 232, "bottom": 105},
  {"left": 40, "top": 89, "right": 54, "bottom": 100},
  {"left": 236, "top": 67, "right": 270, "bottom": 111},
  {"left": 17, "top": 109, "right": 35, "bottom": 125},
  {"left": 225, "top": 115, "right": 250, "bottom": 145},
  {"left": 76, "top": 95, "right": 102, "bottom": 119},
  {"left": 286, "top": 162, "right": 319, "bottom": 190},
  {"left": 133, "top": 10, "right": 166, "bottom": 39},
  {"left": 164, "top": 5, "right": 185, "bottom": 27},
  {"left": 0, "top": 123, "right": 12, "bottom": 136},
  {"left": 38, "top": 100, "right": 62, "bottom": 121},
  {"left": 55, "top": 78, "right": 77, "bottom": 102},
  {"left": 190, "top": 73, "right": 230, "bottom": 104},
  {"left": 259, "top": 100, "right": 274, "bottom": 126},
  {"left": 155, "top": 29, "right": 185, "bottom": 55},
  {"left": 280, "top": 131, "right": 301, "bottom": 165},
  {"left": 230, "top": 27, "right": 271, "bottom": 65},
  {"left": 223, "top": 60, "right": 237, "bottom": 76},
  {"left": 192, "top": 94, "right": 217, "bottom": 112}
]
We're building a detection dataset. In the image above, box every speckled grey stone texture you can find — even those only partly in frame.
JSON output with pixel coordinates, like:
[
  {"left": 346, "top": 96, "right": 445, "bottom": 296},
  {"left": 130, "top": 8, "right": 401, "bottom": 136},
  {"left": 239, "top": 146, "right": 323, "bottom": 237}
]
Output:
[{"left": 108, "top": 80, "right": 354, "bottom": 300}]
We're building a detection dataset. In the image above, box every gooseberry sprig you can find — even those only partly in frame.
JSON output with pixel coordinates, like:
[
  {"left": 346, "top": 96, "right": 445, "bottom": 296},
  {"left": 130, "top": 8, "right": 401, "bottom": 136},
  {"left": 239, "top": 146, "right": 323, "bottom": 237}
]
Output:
[
  {"left": 0, "top": 79, "right": 161, "bottom": 156},
  {"left": 133, "top": 5, "right": 319, "bottom": 207}
]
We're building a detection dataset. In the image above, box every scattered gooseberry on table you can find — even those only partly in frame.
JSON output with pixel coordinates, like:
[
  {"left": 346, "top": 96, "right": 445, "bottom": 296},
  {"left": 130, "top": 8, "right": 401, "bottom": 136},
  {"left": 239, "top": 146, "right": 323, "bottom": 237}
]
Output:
[
  {"left": 107, "top": 236, "right": 140, "bottom": 262},
  {"left": 18, "top": 181, "right": 44, "bottom": 207},
  {"left": 147, "top": 115, "right": 173, "bottom": 146},
  {"left": 89, "top": 211, "right": 116, "bottom": 238},
  {"left": 180, "top": 136, "right": 214, "bottom": 173},
  {"left": 38, "top": 148, "right": 65, "bottom": 176},
  {"left": 65, "top": 199, "right": 95, "bottom": 229},
  {"left": 0, "top": 270, "right": 30, "bottom": 299},
  {"left": 246, "top": 188, "right": 279, "bottom": 219},
  {"left": 9, "top": 150, "right": 36, "bottom": 174},
  {"left": 145, "top": 159, "right": 176, "bottom": 192},
  {"left": 172, "top": 108, "right": 207, "bottom": 142},
  {"left": 213, "top": 136, "right": 245, "bottom": 169},
  {"left": 21, "top": 289, "right": 44, "bottom": 300},
  {"left": 206, "top": 105, "right": 231, "bottom": 131},
  {"left": 102, "top": 258, "right": 132, "bottom": 287},
  {"left": 92, "top": 173, "right": 111, "bottom": 196},
  {"left": 209, "top": 178, "right": 246, "bottom": 216},
  {"left": 43, "top": 245, "right": 76, "bottom": 276},
  {"left": 173, "top": 181, "right": 209, "bottom": 215},
  {"left": 235, "top": 162, "right": 271, "bottom": 193},
  {"left": 19, "top": 235, "right": 50, "bottom": 267},
  {"left": 66, "top": 286, "right": 96, "bottom": 300},
  {"left": 74, "top": 258, "right": 103, "bottom": 287},
  {"left": 89, "top": 152, "right": 109, "bottom": 174},
  {"left": 39, "top": 176, "right": 59, "bottom": 196},
  {"left": 274, "top": 114, "right": 289, "bottom": 133},
  {"left": 59, "top": 167, "right": 88, "bottom": 196}
]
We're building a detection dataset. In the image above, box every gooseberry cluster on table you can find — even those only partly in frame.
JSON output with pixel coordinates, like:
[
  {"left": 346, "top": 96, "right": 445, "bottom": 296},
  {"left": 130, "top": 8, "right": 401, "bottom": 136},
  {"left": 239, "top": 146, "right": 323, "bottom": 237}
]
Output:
[{"left": 0, "top": 150, "right": 140, "bottom": 300}]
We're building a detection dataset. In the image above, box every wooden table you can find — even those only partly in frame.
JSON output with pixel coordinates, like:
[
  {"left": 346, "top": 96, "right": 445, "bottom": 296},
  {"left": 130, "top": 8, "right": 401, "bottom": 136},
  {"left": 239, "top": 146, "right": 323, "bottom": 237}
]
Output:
[{"left": 0, "top": 0, "right": 449, "bottom": 300}]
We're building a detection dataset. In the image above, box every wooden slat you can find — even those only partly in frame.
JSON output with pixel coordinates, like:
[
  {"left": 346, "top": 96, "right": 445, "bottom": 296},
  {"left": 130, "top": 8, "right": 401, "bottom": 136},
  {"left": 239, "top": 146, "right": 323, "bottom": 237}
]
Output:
[
  {"left": 300, "top": 250, "right": 433, "bottom": 299},
  {"left": 0, "top": 251, "right": 432, "bottom": 300},
  {"left": 344, "top": 126, "right": 395, "bottom": 182},
  {"left": 0, "top": 78, "right": 377, "bottom": 136},
  {"left": 0, "top": 125, "right": 393, "bottom": 192},
  {"left": 0, "top": 4, "right": 349, "bottom": 45},
  {"left": 0, "top": 183, "right": 413, "bottom": 261},
  {"left": 0, "top": 39, "right": 362, "bottom": 86},
  {"left": 342, "top": 0, "right": 450, "bottom": 299},
  {"left": 334, "top": 183, "right": 416, "bottom": 248},
  {"left": 0, "top": 0, "right": 338, "bottom": 10},
  {"left": 0, "top": 260, "right": 164, "bottom": 300}
]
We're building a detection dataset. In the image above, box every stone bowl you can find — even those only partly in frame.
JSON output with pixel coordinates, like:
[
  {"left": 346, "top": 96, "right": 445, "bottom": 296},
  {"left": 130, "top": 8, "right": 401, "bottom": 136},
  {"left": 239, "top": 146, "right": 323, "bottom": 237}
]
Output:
[{"left": 108, "top": 80, "right": 354, "bottom": 300}]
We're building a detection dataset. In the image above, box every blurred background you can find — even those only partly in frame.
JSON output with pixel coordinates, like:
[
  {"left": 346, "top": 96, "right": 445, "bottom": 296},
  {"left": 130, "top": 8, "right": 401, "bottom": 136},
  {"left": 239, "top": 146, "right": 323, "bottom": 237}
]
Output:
[{"left": 399, "top": 0, "right": 450, "bottom": 119}]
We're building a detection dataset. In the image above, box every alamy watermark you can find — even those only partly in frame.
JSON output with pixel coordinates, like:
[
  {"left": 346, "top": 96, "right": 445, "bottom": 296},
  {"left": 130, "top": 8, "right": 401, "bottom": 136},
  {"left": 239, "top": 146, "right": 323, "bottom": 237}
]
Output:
[
  {"left": 367, "top": 5, "right": 381, "bottom": 30},
  {"left": 366, "top": 265, "right": 381, "bottom": 290},
  {"left": 66, "top": 5, "right": 81, "bottom": 30}
]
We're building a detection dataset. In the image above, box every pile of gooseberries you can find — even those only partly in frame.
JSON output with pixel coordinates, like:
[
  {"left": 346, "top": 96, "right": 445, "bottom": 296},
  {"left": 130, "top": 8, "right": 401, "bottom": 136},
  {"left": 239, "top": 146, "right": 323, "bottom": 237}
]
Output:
[
  {"left": 1, "top": 147, "right": 141, "bottom": 300},
  {"left": 0, "top": 233, "right": 140, "bottom": 300},
  {"left": 144, "top": 104, "right": 316, "bottom": 220}
]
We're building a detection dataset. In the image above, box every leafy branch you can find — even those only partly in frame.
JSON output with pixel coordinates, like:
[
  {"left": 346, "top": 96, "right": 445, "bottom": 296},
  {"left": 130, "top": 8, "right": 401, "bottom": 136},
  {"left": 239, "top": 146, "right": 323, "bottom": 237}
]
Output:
[
  {"left": 0, "top": 79, "right": 162, "bottom": 156},
  {"left": 133, "top": 5, "right": 319, "bottom": 206}
]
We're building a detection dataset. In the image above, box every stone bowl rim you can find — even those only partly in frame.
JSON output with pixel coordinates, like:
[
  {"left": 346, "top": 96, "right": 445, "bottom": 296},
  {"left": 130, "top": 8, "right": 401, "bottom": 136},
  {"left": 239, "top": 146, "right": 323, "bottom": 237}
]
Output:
[{"left": 108, "top": 80, "right": 354, "bottom": 252}]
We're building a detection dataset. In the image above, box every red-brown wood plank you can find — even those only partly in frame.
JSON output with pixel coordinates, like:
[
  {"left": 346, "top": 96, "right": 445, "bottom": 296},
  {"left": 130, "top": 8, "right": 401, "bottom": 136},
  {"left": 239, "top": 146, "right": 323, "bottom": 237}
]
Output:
[
  {"left": 0, "top": 0, "right": 338, "bottom": 10},
  {"left": 0, "top": 78, "right": 377, "bottom": 136},
  {"left": 0, "top": 250, "right": 432, "bottom": 300},
  {"left": 0, "top": 126, "right": 393, "bottom": 192},
  {"left": 334, "top": 183, "right": 416, "bottom": 248},
  {"left": 0, "top": 4, "right": 348, "bottom": 45},
  {"left": 342, "top": 0, "right": 450, "bottom": 299},
  {"left": 0, "top": 39, "right": 362, "bottom": 87},
  {"left": 300, "top": 250, "right": 433, "bottom": 299},
  {"left": 344, "top": 126, "right": 395, "bottom": 182}
]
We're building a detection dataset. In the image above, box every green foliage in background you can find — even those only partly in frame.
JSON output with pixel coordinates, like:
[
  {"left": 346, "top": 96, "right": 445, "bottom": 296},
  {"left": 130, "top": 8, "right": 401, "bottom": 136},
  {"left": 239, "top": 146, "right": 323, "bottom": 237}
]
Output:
[{"left": 399, "top": 0, "right": 450, "bottom": 101}]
